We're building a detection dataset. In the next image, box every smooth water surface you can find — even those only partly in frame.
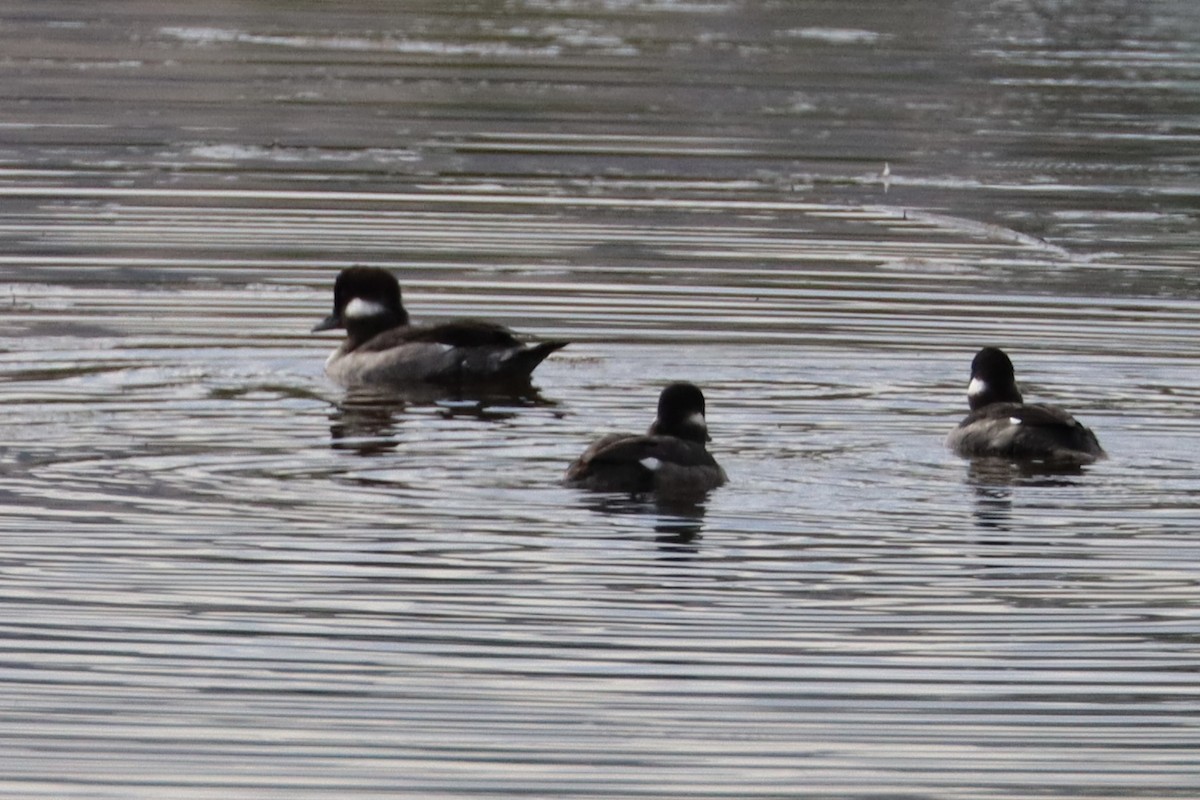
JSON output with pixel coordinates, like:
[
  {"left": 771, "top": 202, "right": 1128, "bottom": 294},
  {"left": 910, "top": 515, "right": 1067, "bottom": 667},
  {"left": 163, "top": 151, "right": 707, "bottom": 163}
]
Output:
[{"left": 1, "top": 1, "right": 1199, "bottom": 797}]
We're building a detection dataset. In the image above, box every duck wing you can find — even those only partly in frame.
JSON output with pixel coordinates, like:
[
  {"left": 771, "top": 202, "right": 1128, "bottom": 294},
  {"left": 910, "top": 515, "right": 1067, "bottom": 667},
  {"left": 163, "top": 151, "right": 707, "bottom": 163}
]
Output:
[
  {"left": 349, "top": 319, "right": 567, "bottom": 385},
  {"left": 565, "top": 433, "right": 723, "bottom": 493},
  {"left": 1010, "top": 402, "right": 1105, "bottom": 457},
  {"left": 951, "top": 402, "right": 1105, "bottom": 462},
  {"left": 359, "top": 319, "right": 524, "bottom": 351}
]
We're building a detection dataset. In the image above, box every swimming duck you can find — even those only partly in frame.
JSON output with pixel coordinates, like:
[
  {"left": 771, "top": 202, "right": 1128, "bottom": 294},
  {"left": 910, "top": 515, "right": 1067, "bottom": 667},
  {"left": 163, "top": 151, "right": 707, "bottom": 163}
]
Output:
[
  {"left": 313, "top": 267, "right": 567, "bottom": 387},
  {"left": 946, "top": 346, "right": 1105, "bottom": 464},
  {"left": 565, "top": 382, "right": 728, "bottom": 495}
]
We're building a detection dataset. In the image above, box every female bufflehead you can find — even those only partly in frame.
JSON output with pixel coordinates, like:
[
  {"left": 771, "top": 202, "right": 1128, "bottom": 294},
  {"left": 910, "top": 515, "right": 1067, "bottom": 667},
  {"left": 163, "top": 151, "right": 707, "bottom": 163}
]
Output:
[
  {"left": 313, "top": 267, "right": 567, "bottom": 387},
  {"left": 946, "top": 347, "right": 1105, "bottom": 464},
  {"left": 565, "top": 382, "right": 728, "bottom": 496}
]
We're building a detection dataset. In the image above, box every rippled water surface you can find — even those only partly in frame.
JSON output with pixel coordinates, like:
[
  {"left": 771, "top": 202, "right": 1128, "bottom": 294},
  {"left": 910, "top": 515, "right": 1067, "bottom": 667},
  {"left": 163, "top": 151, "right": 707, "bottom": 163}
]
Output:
[{"left": 2, "top": 1, "right": 1199, "bottom": 797}]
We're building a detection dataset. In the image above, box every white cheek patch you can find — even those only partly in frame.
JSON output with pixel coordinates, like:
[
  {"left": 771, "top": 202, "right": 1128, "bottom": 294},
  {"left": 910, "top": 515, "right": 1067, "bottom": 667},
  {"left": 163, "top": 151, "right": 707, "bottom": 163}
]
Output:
[
  {"left": 687, "top": 412, "right": 707, "bottom": 430},
  {"left": 344, "top": 297, "right": 388, "bottom": 320},
  {"left": 639, "top": 457, "right": 663, "bottom": 472},
  {"left": 1009, "top": 417, "right": 1022, "bottom": 425},
  {"left": 967, "top": 377, "right": 988, "bottom": 399}
]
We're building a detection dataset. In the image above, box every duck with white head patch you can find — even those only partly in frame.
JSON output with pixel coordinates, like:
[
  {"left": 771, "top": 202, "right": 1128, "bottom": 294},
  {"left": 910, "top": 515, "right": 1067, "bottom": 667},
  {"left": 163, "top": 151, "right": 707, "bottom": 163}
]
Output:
[
  {"left": 313, "top": 267, "right": 568, "bottom": 388},
  {"left": 946, "top": 346, "right": 1105, "bottom": 465},
  {"left": 565, "top": 382, "right": 728, "bottom": 496}
]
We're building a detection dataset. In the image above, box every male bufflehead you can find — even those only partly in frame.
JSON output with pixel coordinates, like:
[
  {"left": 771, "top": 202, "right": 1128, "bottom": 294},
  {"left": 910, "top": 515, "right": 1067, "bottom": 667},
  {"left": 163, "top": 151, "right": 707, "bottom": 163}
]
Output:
[
  {"left": 565, "top": 382, "right": 728, "bottom": 495},
  {"left": 946, "top": 347, "right": 1105, "bottom": 464},
  {"left": 313, "top": 267, "right": 567, "bottom": 387}
]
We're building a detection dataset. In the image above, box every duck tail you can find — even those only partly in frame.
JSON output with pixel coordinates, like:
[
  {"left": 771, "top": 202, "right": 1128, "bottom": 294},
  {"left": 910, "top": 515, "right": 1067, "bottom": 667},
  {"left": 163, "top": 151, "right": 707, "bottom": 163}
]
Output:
[{"left": 503, "top": 340, "right": 568, "bottom": 379}]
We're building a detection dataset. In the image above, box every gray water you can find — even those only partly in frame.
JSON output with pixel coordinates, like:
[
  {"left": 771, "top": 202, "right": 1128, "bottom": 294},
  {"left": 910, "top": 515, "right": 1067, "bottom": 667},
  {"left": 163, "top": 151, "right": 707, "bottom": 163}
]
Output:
[{"left": 1, "top": 1, "right": 1199, "bottom": 797}]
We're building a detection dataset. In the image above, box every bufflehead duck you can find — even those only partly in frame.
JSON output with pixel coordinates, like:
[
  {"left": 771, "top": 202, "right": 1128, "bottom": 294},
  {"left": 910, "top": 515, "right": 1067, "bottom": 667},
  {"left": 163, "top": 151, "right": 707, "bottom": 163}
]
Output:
[
  {"left": 946, "top": 347, "right": 1105, "bottom": 464},
  {"left": 313, "top": 267, "right": 567, "bottom": 387},
  {"left": 565, "top": 382, "right": 728, "bottom": 496}
]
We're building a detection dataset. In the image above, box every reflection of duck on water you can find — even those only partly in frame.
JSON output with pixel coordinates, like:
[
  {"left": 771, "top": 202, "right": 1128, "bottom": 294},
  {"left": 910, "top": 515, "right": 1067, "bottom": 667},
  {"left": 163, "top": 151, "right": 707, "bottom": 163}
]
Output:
[
  {"left": 328, "top": 385, "right": 557, "bottom": 457},
  {"left": 963, "top": 447, "right": 1097, "bottom": 536},
  {"left": 577, "top": 492, "right": 708, "bottom": 556},
  {"left": 653, "top": 501, "right": 706, "bottom": 553}
]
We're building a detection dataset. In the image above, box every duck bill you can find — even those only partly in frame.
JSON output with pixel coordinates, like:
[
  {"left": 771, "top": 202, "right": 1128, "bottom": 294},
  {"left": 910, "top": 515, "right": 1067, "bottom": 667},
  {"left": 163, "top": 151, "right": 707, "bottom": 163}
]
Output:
[{"left": 311, "top": 314, "right": 342, "bottom": 333}]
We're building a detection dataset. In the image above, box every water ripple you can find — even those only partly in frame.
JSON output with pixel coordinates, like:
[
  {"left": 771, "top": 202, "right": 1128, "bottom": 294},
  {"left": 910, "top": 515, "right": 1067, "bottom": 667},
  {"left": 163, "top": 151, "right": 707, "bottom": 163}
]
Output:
[{"left": 1, "top": 1, "right": 1199, "bottom": 797}]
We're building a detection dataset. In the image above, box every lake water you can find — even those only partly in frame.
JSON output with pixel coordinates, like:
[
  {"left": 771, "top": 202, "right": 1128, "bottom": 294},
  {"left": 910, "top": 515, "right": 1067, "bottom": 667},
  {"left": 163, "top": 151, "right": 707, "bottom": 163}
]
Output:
[{"left": 1, "top": 1, "right": 1199, "bottom": 797}]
